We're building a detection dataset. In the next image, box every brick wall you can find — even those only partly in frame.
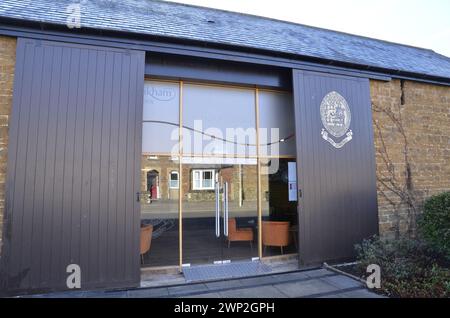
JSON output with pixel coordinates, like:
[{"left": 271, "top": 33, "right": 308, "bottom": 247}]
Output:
[
  {"left": 370, "top": 79, "right": 450, "bottom": 238},
  {"left": 0, "top": 36, "right": 16, "bottom": 252}
]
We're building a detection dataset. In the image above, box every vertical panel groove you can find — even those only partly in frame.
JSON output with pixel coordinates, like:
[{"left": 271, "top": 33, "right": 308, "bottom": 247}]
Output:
[
  {"left": 86, "top": 49, "right": 99, "bottom": 282},
  {"left": 48, "top": 46, "right": 65, "bottom": 285},
  {"left": 40, "top": 45, "right": 60, "bottom": 285}
]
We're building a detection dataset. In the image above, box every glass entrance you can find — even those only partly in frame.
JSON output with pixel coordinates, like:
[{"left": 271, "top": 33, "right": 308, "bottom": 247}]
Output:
[
  {"left": 140, "top": 79, "right": 297, "bottom": 269},
  {"left": 181, "top": 82, "right": 258, "bottom": 265},
  {"left": 182, "top": 158, "right": 258, "bottom": 265}
]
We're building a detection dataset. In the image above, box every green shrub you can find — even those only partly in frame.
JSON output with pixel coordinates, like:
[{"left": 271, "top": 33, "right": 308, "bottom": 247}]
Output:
[
  {"left": 418, "top": 192, "right": 450, "bottom": 259},
  {"left": 355, "top": 236, "right": 450, "bottom": 298}
]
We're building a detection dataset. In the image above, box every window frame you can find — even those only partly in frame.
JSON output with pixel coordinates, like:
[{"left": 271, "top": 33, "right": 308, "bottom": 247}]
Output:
[
  {"left": 192, "top": 169, "right": 216, "bottom": 190},
  {"left": 169, "top": 170, "right": 179, "bottom": 189}
]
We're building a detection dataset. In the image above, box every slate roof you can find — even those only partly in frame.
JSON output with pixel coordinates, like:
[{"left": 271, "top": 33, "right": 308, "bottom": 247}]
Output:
[{"left": 1, "top": 0, "right": 450, "bottom": 80}]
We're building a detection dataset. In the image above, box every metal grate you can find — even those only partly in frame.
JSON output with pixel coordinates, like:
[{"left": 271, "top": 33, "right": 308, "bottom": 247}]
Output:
[{"left": 182, "top": 261, "right": 272, "bottom": 283}]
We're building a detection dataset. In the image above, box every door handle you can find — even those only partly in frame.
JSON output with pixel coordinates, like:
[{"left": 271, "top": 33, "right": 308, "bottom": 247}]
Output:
[
  {"left": 215, "top": 182, "right": 220, "bottom": 238},
  {"left": 223, "top": 182, "right": 229, "bottom": 237},
  {"left": 136, "top": 192, "right": 140, "bottom": 202}
]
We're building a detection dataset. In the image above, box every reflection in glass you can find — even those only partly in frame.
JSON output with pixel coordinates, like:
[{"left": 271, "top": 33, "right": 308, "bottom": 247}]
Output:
[
  {"left": 143, "top": 81, "right": 179, "bottom": 154},
  {"left": 260, "top": 158, "right": 298, "bottom": 256},
  {"left": 140, "top": 79, "right": 299, "bottom": 267},
  {"left": 182, "top": 84, "right": 256, "bottom": 157},
  {"left": 182, "top": 157, "right": 258, "bottom": 265},
  {"left": 259, "top": 90, "right": 296, "bottom": 157},
  {"left": 141, "top": 80, "right": 181, "bottom": 267},
  {"left": 140, "top": 155, "right": 180, "bottom": 267}
]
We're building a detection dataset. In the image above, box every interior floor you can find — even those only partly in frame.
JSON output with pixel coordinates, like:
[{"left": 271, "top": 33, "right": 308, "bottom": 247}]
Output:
[{"left": 141, "top": 227, "right": 297, "bottom": 267}]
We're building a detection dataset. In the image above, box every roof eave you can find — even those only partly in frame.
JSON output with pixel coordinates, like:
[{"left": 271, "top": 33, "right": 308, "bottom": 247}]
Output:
[{"left": 1, "top": 17, "right": 450, "bottom": 86}]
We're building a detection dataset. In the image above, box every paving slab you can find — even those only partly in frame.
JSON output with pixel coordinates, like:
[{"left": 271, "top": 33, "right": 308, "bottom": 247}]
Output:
[
  {"left": 336, "top": 289, "right": 386, "bottom": 298},
  {"left": 91, "top": 291, "right": 128, "bottom": 298},
  {"left": 219, "top": 285, "right": 287, "bottom": 298},
  {"left": 237, "top": 271, "right": 311, "bottom": 287},
  {"left": 31, "top": 291, "right": 87, "bottom": 298},
  {"left": 184, "top": 292, "right": 222, "bottom": 298},
  {"left": 303, "top": 268, "right": 334, "bottom": 278},
  {"left": 237, "top": 275, "right": 280, "bottom": 287},
  {"left": 268, "top": 271, "right": 311, "bottom": 283},
  {"left": 168, "top": 283, "right": 210, "bottom": 296},
  {"left": 320, "top": 275, "right": 363, "bottom": 289},
  {"left": 205, "top": 279, "right": 244, "bottom": 291},
  {"left": 273, "top": 278, "right": 339, "bottom": 297},
  {"left": 127, "top": 287, "right": 169, "bottom": 298},
  {"left": 140, "top": 276, "right": 186, "bottom": 288}
]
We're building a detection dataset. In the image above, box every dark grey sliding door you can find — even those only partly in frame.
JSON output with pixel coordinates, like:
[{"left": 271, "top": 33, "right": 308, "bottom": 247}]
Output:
[
  {"left": 293, "top": 70, "right": 378, "bottom": 265},
  {"left": 1, "top": 38, "right": 145, "bottom": 294}
]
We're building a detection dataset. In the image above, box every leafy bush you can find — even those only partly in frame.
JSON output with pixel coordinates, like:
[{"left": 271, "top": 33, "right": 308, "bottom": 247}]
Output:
[
  {"left": 418, "top": 191, "right": 450, "bottom": 259},
  {"left": 355, "top": 236, "right": 450, "bottom": 298}
]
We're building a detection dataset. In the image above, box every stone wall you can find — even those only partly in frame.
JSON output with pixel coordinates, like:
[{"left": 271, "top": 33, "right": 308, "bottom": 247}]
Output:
[
  {"left": 0, "top": 36, "right": 16, "bottom": 252},
  {"left": 370, "top": 79, "right": 450, "bottom": 238}
]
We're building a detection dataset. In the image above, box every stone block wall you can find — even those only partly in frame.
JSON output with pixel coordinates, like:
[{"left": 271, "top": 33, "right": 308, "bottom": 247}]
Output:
[{"left": 370, "top": 79, "right": 450, "bottom": 238}]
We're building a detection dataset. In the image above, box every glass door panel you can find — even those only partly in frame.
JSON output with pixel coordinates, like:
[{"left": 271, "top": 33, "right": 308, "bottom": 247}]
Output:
[
  {"left": 221, "top": 159, "right": 259, "bottom": 261},
  {"left": 182, "top": 83, "right": 256, "bottom": 157},
  {"left": 258, "top": 90, "right": 296, "bottom": 157},
  {"left": 260, "top": 158, "right": 298, "bottom": 257},
  {"left": 182, "top": 158, "right": 222, "bottom": 265},
  {"left": 140, "top": 155, "right": 180, "bottom": 267},
  {"left": 141, "top": 80, "right": 180, "bottom": 267},
  {"left": 143, "top": 80, "right": 180, "bottom": 154},
  {"left": 182, "top": 157, "right": 258, "bottom": 265},
  {"left": 181, "top": 82, "right": 259, "bottom": 265}
]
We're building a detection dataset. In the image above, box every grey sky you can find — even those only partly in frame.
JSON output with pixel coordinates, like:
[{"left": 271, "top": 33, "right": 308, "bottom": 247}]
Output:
[{"left": 166, "top": 0, "right": 450, "bottom": 57}]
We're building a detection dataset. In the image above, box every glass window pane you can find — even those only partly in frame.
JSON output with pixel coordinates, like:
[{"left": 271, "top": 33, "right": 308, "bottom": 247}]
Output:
[
  {"left": 183, "top": 84, "right": 256, "bottom": 157},
  {"left": 260, "top": 158, "right": 298, "bottom": 257},
  {"left": 143, "top": 80, "right": 179, "bottom": 121},
  {"left": 140, "top": 155, "right": 180, "bottom": 267},
  {"left": 182, "top": 159, "right": 258, "bottom": 265},
  {"left": 193, "top": 170, "right": 201, "bottom": 189},
  {"left": 202, "top": 179, "right": 212, "bottom": 189},
  {"left": 259, "top": 90, "right": 296, "bottom": 156},
  {"left": 169, "top": 171, "right": 179, "bottom": 189},
  {"left": 143, "top": 81, "right": 179, "bottom": 154},
  {"left": 142, "top": 122, "right": 179, "bottom": 154},
  {"left": 203, "top": 171, "right": 212, "bottom": 180}
]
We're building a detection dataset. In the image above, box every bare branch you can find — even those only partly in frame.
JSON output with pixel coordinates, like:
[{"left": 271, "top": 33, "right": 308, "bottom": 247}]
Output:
[{"left": 372, "top": 98, "right": 418, "bottom": 238}]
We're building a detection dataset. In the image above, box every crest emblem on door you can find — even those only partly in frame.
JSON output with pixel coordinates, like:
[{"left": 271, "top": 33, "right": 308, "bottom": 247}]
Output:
[{"left": 320, "top": 91, "right": 353, "bottom": 149}]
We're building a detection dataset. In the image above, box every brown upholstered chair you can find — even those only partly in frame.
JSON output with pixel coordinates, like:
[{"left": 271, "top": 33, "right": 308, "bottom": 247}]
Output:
[
  {"left": 227, "top": 218, "right": 254, "bottom": 249},
  {"left": 262, "top": 221, "right": 290, "bottom": 254},
  {"left": 140, "top": 224, "right": 153, "bottom": 264}
]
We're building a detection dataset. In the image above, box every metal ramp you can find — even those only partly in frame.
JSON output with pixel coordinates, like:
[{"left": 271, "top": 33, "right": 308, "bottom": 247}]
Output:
[{"left": 182, "top": 261, "right": 272, "bottom": 283}]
